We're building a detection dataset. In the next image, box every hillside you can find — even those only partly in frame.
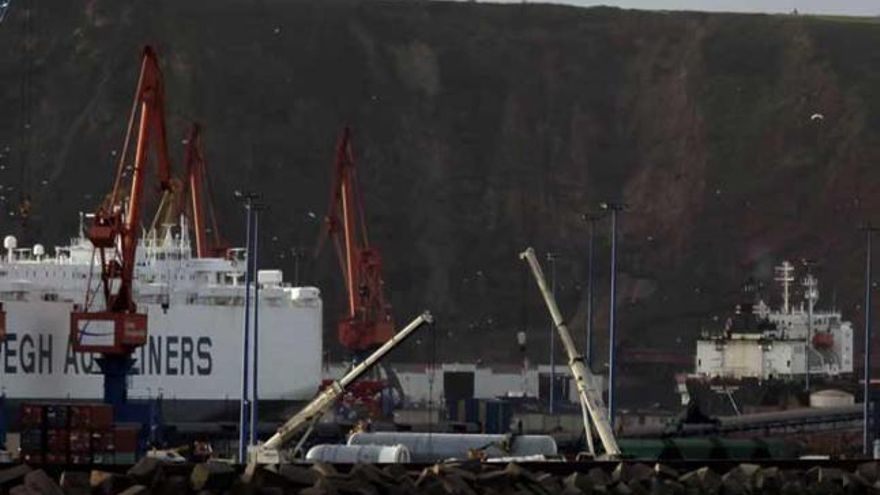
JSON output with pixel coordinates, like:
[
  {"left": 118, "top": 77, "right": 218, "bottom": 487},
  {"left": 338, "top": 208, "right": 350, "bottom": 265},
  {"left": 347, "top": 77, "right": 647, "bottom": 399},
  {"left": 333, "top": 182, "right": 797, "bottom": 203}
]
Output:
[{"left": 3, "top": 1, "right": 880, "bottom": 407}]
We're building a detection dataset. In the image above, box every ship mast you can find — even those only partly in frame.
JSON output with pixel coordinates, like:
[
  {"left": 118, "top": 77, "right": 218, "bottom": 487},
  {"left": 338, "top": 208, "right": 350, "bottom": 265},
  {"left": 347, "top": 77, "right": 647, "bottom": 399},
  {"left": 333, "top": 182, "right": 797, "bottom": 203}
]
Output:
[
  {"left": 775, "top": 261, "right": 795, "bottom": 314},
  {"left": 803, "top": 274, "right": 818, "bottom": 315}
]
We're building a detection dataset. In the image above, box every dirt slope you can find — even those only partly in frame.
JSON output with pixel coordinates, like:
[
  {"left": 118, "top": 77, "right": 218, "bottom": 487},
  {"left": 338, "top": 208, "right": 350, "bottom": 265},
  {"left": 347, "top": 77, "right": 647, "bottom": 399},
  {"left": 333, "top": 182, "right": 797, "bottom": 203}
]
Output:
[{"left": 3, "top": 1, "right": 880, "bottom": 407}]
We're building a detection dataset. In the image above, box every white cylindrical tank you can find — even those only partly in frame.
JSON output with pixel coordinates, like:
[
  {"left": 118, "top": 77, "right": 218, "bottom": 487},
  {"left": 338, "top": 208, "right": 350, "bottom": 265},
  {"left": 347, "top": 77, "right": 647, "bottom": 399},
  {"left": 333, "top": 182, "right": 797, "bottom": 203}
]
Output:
[
  {"left": 810, "top": 389, "right": 855, "bottom": 408},
  {"left": 305, "top": 444, "right": 411, "bottom": 463},
  {"left": 347, "top": 432, "right": 557, "bottom": 463}
]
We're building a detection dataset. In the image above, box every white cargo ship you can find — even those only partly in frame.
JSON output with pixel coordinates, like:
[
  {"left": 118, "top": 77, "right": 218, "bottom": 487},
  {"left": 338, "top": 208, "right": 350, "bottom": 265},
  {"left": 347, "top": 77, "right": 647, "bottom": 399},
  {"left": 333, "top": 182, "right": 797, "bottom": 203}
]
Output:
[
  {"left": 0, "top": 216, "right": 322, "bottom": 420},
  {"left": 680, "top": 261, "right": 855, "bottom": 415}
]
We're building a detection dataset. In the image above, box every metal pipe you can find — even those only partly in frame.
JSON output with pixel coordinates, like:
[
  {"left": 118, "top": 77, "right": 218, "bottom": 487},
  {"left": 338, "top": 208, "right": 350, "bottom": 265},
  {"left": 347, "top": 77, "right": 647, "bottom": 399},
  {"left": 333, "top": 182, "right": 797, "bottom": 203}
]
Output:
[
  {"left": 306, "top": 444, "right": 412, "bottom": 464},
  {"left": 806, "top": 275, "right": 813, "bottom": 393},
  {"left": 865, "top": 226, "right": 876, "bottom": 456},
  {"left": 548, "top": 252, "right": 556, "bottom": 415},
  {"left": 587, "top": 218, "right": 595, "bottom": 369},
  {"left": 250, "top": 207, "right": 260, "bottom": 446},
  {"left": 238, "top": 197, "right": 254, "bottom": 462},
  {"left": 608, "top": 207, "right": 619, "bottom": 423},
  {"left": 520, "top": 247, "right": 620, "bottom": 457},
  {"left": 341, "top": 179, "right": 358, "bottom": 318},
  {"left": 348, "top": 432, "right": 555, "bottom": 463}
]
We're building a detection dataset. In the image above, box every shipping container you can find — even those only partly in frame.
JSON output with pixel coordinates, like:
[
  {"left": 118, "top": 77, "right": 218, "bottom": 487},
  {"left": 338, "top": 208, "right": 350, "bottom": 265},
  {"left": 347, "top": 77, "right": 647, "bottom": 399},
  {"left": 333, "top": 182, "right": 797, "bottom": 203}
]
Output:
[
  {"left": 46, "top": 429, "right": 69, "bottom": 452},
  {"left": 70, "top": 404, "right": 113, "bottom": 430},
  {"left": 114, "top": 452, "right": 136, "bottom": 464},
  {"left": 45, "top": 405, "right": 69, "bottom": 429},
  {"left": 113, "top": 426, "right": 139, "bottom": 453},
  {"left": 20, "top": 404, "right": 44, "bottom": 428},
  {"left": 69, "top": 430, "right": 91, "bottom": 454},
  {"left": 91, "top": 430, "right": 115, "bottom": 453},
  {"left": 19, "top": 429, "right": 43, "bottom": 453},
  {"left": 45, "top": 453, "right": 68, "bottom": 465},
  {"left": 453, "top": 399, "right": 512, "bottom": 434}
]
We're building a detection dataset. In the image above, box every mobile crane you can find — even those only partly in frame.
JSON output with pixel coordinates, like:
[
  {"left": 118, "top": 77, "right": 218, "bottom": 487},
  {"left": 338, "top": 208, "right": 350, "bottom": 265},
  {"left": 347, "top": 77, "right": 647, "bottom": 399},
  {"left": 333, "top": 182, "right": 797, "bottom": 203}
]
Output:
[
  {"left": 250, "top": 311, "right": 433, "bottom": 464},
  {"left": 69, "top": 46, "right": 173, "bottom": 408},
  {"left": 520, "top": 247, "right": 621, "bottom": 458}
]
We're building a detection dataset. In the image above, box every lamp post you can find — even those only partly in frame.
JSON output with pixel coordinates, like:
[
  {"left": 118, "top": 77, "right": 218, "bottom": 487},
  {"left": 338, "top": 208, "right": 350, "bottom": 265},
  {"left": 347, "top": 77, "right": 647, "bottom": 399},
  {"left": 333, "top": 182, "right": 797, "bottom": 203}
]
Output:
[
  {"left": 546, "top": 252, "right": 558, "bottom": 414},
  {"left": 250, "top": 203, "right": 265, "bottom": 447},
  {"left": 801, "top": 258, "right": 817, "bottom": 393},
  {"left": 601, "top": 202, "right": 625, "bottom": 424},
  {"left": 236, "top": 191, "right": 260, "bottom": 462},
  {"left": 863, "top": 225, "right": 879, "bottom": 456},
  {"left": 517, "top": 331, "right": 528, "bottom": 396},
  {"left": 291, "top": 247, "right": 303, "bottom": 286},
  {"left": 582, "top": 213, "right": 602, "bottom": 369}
]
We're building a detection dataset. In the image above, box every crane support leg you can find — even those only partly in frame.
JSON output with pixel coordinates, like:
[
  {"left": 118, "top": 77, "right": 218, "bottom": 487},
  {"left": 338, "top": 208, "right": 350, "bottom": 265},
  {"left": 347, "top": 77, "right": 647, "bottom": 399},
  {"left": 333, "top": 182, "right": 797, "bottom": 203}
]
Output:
[
  {"left": 253, "top": 311, "right": 433, "bottom": 464},
  {"left": 97, "top": 355, "right": 135, "bottom": 411}
]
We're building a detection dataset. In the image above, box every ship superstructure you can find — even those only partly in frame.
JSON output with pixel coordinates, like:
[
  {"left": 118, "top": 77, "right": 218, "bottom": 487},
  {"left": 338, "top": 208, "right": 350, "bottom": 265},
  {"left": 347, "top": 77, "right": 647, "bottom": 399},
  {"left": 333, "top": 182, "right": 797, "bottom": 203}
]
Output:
[
  {"left": 0, "top": 215, "right": 322, "bottom": 413},
  {"left": 695, "top": 261, "right": 853, "bottom": 381},
  {"left": 681, "top": 261, "right": 854, "bottom": 415}
]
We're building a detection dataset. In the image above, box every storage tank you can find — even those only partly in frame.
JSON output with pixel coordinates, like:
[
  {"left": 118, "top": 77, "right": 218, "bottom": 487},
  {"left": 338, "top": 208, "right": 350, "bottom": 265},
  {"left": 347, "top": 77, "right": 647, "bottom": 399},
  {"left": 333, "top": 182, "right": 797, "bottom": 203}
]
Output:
[
  {"left": 348, "top": 432, "right": 557, "bottom": 462},
  {"left": 809, "top": 389, "right": 855, "bottom": 408},
  {"left": 305, "top": 444, "right": 411, "bottom": 463}
]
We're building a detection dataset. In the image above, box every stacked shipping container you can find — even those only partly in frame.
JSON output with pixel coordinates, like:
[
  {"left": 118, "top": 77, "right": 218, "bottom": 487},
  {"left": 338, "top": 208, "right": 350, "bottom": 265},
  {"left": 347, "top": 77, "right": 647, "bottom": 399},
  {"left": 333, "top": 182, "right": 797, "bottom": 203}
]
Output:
[
  {"left": 19, "top": 403, "right": 140, "bottom": 464},
  {"left": 450, "top": 399, "right": 513, "bottom": 434}
]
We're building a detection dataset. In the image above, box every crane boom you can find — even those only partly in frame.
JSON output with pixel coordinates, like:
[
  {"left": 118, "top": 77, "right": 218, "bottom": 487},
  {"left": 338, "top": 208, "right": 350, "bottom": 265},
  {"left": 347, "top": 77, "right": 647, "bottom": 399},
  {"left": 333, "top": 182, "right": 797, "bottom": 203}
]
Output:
[
  {"left": 180, "top": 123, "right": 227, "bottom": 258},
  {"left": 519, "top": 247, "right": 621, "bottom": 458},
  {"left": 69, "top": 46, "right": 173, "bottom": 409},
  {"left": 321, "top": 127, "right": 394, "bottom": 352},
  {"left": 185, "top": 124, "right": 208, "bottom": 258},
  {"left": 257, "top": 311, "right": 432, "bottom": 460}
]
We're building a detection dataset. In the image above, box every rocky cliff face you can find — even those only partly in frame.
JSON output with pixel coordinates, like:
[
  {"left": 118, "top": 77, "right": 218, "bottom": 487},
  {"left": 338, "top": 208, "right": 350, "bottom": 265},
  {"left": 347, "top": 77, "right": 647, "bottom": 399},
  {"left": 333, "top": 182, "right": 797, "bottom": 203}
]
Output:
[{"left": 2, "top": 1, "right": 880, "bottom": 406}]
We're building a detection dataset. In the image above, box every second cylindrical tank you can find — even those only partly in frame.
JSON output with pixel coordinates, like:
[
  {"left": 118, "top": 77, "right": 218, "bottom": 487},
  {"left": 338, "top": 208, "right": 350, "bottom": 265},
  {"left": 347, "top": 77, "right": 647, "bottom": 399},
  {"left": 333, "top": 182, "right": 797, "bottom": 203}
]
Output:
[
  {"left": 305, "top": 444, "right": 411, "bottom": 463},
  {"left": 347, "top": 432, "right": 557, "bottom": 463}
]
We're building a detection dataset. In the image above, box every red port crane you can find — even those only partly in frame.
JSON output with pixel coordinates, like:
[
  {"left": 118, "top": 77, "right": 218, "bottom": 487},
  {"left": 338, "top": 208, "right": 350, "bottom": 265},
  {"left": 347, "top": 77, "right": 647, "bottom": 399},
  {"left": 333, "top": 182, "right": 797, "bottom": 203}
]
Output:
[
  {"left": 321, "top": 127, "right": 394, "bottom": 353},
  {"left": 180, "top": 123, "right": 227, "bottom": 258},
  {"left": 70, "top": 46, "right": 172, "bottom": 404}
]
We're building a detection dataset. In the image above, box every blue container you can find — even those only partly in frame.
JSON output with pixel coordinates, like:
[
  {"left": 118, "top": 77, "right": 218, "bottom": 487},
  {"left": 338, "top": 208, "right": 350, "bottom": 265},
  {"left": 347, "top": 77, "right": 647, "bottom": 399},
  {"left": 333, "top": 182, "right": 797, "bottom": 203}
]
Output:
[{"left": 483, "top": 400, "right": 512, "bottom": 434}]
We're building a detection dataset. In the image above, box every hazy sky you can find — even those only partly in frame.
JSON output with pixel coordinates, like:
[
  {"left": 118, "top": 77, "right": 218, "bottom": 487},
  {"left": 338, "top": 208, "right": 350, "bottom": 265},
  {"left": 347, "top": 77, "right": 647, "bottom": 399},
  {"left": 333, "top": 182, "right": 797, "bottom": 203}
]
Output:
[{"left": 479, "top": 1, "right": 879, "bottom": 16}]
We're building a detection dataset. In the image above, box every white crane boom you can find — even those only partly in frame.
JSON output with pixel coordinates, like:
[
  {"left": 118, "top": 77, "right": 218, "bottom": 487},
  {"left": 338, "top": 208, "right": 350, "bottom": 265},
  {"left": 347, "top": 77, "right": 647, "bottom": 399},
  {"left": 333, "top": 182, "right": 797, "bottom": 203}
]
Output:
[
  {"left": 258, "top": 311, "right": 433, "bottom": 456},
  {"left": 519, "top": 247, "right": 621, "bottom": 458}
]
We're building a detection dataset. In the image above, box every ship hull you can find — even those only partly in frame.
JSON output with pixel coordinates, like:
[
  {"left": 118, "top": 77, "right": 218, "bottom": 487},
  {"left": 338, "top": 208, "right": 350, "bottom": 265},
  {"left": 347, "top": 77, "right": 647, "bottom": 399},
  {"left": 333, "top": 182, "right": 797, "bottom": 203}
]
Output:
[
  {"left": 683, "top": 375, "right": 858, "bottom": 417},
  {"left": 0, "top": 298, "right": 322, "bottom": 419}
]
